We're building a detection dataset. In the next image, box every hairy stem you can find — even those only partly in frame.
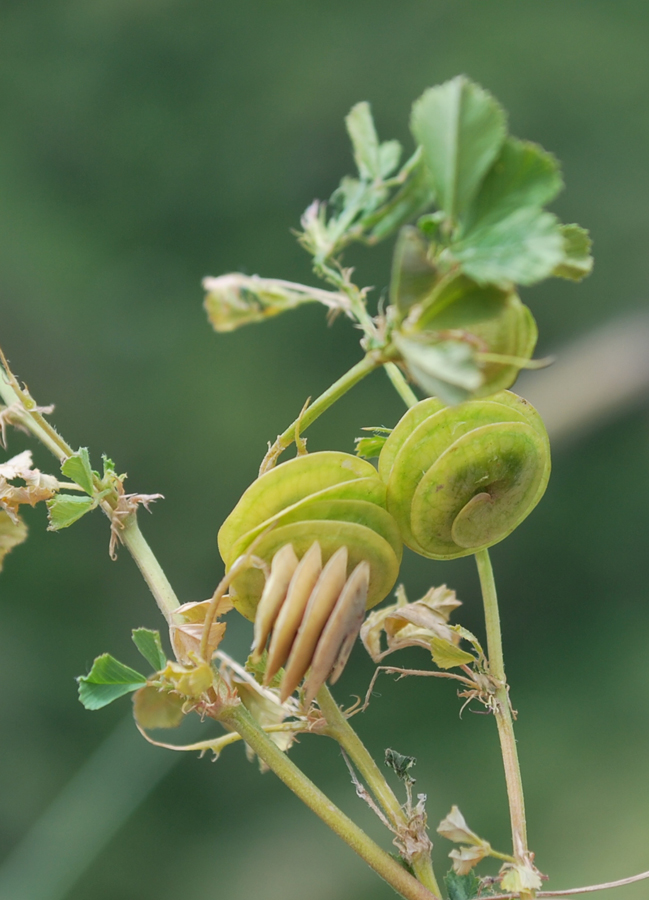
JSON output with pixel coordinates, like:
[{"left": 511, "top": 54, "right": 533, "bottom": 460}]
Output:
[
  {"left": 384, "top": 362, "right": 418, "bottom": 408},
  {"left": 260, "top": 352, "right": 381, "bottom": 473},
  {"left": 475, "top": 549, "right": 529, "bottom": 864},
  {"left": 0, "top": 364, "right": 73, "bottom": 460},
  {"left": 221, "top": 703, "right": 439, "bottom": 900},
  {"left": 316, "top": 685, "right": 441, "bottom": 897},
  {"left": 120, "top": 515, "right": 180, "bottom": 622}
]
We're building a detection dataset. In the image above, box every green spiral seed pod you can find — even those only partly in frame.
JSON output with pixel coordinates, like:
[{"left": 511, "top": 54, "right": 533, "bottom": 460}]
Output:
[
  {"left": 378, "top": 391, "right": 550, "bottom": 560},
  {"left": 218, "top": 452, "right": 403, "bottom": 699}
]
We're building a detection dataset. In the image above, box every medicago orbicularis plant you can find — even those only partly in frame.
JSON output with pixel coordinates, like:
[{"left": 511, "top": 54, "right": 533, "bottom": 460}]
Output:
[{"left": 3, "top": 76, "right": 643, "bottom": 900}]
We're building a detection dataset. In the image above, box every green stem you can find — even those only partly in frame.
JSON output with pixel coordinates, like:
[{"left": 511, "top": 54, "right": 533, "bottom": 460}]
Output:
[
  {"left": 317, "top": 685, "right": 403, "bottom": 822},
  {"left": 260, "top": 352, "right": 381, "bottom": 473},
  {"left": 316, "top": 685, "right": 441, "bottom": 896},
  {"left": 384, "top": 363, "right": 418, "bottom": 409},
  {"left": 475, "top": 549, "right": 528, "bottom": 864},
  {"left": 120, "top": 515, "right": 180, "bottom": 622},
  {"left": 221, "top": 704, "right": 439, "bottom": 900},
  {"left": 0, "top": 368, "right": 73, "bottom": 461}
]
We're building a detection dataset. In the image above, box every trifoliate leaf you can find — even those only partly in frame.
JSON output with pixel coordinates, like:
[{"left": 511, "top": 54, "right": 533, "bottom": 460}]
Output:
[
  {"left": 445, "top": 869, "right": 481, "bottom": 900},
  {"left": 553, "top": 223, "right": 594, "bottom": 281},
  {"left": 346, "top": 102, "right": 381, "bottom": 181},
  {"left": 462, "top": 138, "right": 563, "bottom": 233},
  {"left": 132, "top": 628, "right": 167, "bottom": 672},
  {"left": 61, "top": 448, "right": 95, "bottom": 496},
  {"left": 390, "top": 226, "right": 437, "bottom": 315},
  {"left": 78, "top": 654, "right": 147, "bottom": 710},
  {"left": 411, "top": 77, "right": 507, "bottom": 221},
  {"left": 450, "top": 206, "right": 564, "bottom": 287},
  {"left": 132, "top": 685, "right": 184, "bottom": 729},
  {"left": 430, "top": 636, "right": 476, "bottom": 669},
  {"left": 46, "top": 494, "right": 95, "bottom": 530},
  {"left": 0, "top": 509, "right": 28, "bottom": 572},
  {"left": 385, "top": 748, "right": 417, "bottom": 783}
]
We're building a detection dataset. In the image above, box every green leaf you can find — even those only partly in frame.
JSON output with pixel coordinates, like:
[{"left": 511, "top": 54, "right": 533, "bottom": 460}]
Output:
[
  {"left": 385, "top": 748, "right": 417, "bottom": 783},
  {"left": 77, "top": 654, "right": 147, "bottom": 710},
  {"left": 430, "top": 636, "right": 476, "bottom": 669},
  {"left": 390, "top": 226, "right": 438, "bottom": 315},
  {"left": 462, "top": 138, "right": 563, "bottom": 233},
  {"left": 61, "top": 448, "right": 95, "bottom": 495},
  {"left": 132, "top": 628, "right": 167, "bottom": 671},
  {"left": 355, "top": 434, "right": 389, "bottom": 460},
  {"left": 245, "top": 650, "right": 283, "bottom": 689},
  {"left": 394, "top": 335, "right": 482, "bottom": 405},
  {"left": 378, "top": 140, "right": 402, "bottom": 179},
  {"left": 445, "top": 869, "right": 481, "bottom": 900},
  {"left": 553, "top": 223, "right": 593, "bottom": 281},
  {"left": 47, "top": 494, "right": 95, "bottom": 530},
  {"left": 411, "top": 76, "right": 507, "bottom": 221},
  {"left": 346, "top": 102, "right": 381, "bottom": 180},
  {"left": 450, "top": 206, "right": 564, "bottom": 287},
  {"left": 0, "top": 509, "right": 28, "bottom": 573},
  {"left": 133, "top": 685, "right": 184, "bottom": 729},
  {"left": 366, "top": 152, "right": 435, "bottom": 242}
]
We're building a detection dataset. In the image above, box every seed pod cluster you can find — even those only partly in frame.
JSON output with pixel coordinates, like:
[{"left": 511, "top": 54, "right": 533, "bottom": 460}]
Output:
[
  {"left": 379, "top": 390, "right": 550, "bottom": 560},
  {"left": 218, "top": 452, "right": 403, "bottom": 699}
]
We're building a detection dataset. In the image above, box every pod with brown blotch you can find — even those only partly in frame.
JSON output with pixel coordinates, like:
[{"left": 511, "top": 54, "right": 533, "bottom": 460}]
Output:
[
  {"left": 378, "top": 390, "right": 550, "bottom": 560},
  {"left": 218, "top": 451, "right": 403, "bottom": 699}
]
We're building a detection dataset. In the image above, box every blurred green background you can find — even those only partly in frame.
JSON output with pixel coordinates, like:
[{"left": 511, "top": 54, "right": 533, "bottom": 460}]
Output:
[{"left": 1, "top": 1, "right": 649, "bottom": 898}]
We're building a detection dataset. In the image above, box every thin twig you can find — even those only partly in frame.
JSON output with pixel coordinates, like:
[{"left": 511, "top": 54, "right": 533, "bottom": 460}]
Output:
[
  {"left": 362, "top": 666, "right": 477, "bottom": 713},
  {"left": 484, "top": 867, "right": 649, "bottom": 898}
]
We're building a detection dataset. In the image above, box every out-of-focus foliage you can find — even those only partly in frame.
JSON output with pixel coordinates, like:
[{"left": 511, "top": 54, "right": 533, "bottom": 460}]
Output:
[{"left": 2, "top": 2, "right": 649, "bottom": 900}]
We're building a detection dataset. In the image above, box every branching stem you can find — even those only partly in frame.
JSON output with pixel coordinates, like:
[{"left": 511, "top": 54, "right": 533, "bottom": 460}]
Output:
[
  {"left": 221, "top": 703, "right": 439, "bottom": 900},
  {"left": 316, "top": 685, "right": 441, "bottom": 897}
]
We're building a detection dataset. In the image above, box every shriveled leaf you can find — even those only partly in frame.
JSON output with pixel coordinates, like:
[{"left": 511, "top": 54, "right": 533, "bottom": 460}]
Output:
[
  {"left": 77, "top": 654, "right": 147, "bottom": 710},
  {"left": 361, "top": 584, "right": 463, "bottom": 662},
  {"left": 47, "top": 494, "right": 95, "bottom": 530},
  {"left": 132, "top": 628, "right": 167, "bottom": 671},
  {"left": 162, "top": 661, "right": 213, "bottom": 699},
  {"left": 170, "top": 597, "right": 231, "bottom": 664},
  {"left": 385, "top": 748, "right": 416, "bottom": 783},
  {"left": 430, "top": 636, "right": 475, "bottom": 669},
  {"left": 61, "top": 448, "right": 95, "bottom": 495},
  {"left": 450, "top": 846, "right": 490, "bottom": 876},
  {"left": 346, "top": 102, "right": 381, "bottom": 180},
  {"left": 1, "top": 450, "right": 60, "bottom": 519},
  {"left": 445, "top": 868, "right": 482, "bottom": 898},
  {"left": 390, "top": 226, "right": 437, "bottom": 315},
  {"left": 394, "top": 335, "right": 481, "bottom": 404},
  {"left": 450, "top": 206, "right": 564, "bottom": 287},
  {"left": 438, "top": 806, "right": 482, "bottom": 845},
  {"left": 133, "top": 685, "right": 184, "bottom": 729},
  {"left": 462, "top": 138, "right": 562, "bottom": 232},
  {"left": 411, "top": 76, "right": 507, "bottom": 221},
  {"left": 553, "top": 223, "right": 593, "bottom": 281},
  {"left": 0, "top": 509, "right": 28, "bottom": 572},
  {"left": 500, "top": 863, "right": 543, "bottom": 893}
]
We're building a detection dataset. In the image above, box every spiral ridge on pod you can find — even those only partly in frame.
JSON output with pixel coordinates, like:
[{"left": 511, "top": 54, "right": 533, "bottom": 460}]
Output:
[
  {"left": 379, "top": 391, "right": 550, "bottom": 560},
  {"left": 218, "top": 451, "right": 403, "bottom": 621}
]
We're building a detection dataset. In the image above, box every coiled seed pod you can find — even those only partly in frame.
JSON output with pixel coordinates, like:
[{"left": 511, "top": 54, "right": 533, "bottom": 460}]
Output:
[
  {"left": 378, "top": 391, "right": 550, "bottom": 560},
  {"left": 218, "top": 452, "right": 403, "bottom": 700}
]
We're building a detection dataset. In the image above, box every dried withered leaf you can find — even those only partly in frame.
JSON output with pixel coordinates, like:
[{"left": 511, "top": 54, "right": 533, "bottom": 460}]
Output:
[
  {"left": 170, "top": 597, "right": 233, "bottom": 664},
  {"left": 449, "top": 844, "right": 489, "bottom": 876},
  {"left": 0, "top": 450, "right": 60, "bottom": 520},
  {"left": 361, "top": 583, "right": 462, "bottom": 662},
  {"left": 0, "top": 509, "right": 28, "bottom": 572},
  {"left": 437, "top": 806, "right": 483, "bottom": 845}
]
